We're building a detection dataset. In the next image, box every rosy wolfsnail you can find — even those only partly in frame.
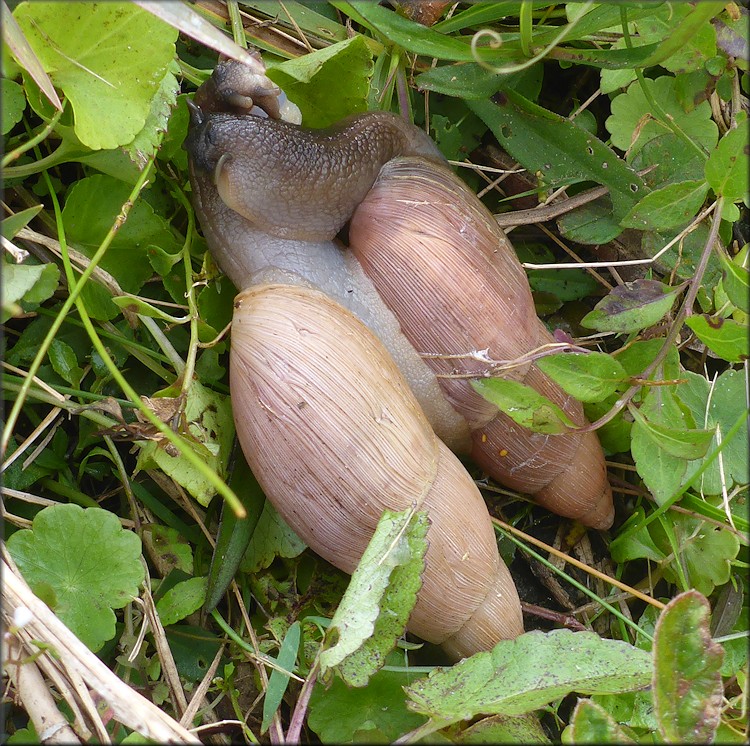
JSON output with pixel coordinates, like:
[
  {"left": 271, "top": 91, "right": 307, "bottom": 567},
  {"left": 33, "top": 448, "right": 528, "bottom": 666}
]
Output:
[{"left": 184, "top": 60, "right": 613, "bottom": 658}]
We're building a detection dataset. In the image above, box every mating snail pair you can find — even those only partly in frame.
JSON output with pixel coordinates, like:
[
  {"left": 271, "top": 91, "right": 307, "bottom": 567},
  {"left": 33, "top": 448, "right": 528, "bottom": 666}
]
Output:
[{"left": 184, "top": 59, "right": 613, "bottom": 660}]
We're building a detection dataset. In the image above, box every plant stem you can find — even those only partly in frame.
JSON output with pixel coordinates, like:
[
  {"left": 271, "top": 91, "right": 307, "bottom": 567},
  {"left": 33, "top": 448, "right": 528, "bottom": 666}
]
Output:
[{"left": 285, "top": 659, "right": 318, "bottom": 744}]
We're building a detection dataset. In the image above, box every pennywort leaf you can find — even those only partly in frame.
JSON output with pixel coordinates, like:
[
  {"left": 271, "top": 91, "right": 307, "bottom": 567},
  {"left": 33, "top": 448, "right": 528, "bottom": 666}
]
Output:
[{"left": 7, "top": 504, "right": 143, "bottom": 651}]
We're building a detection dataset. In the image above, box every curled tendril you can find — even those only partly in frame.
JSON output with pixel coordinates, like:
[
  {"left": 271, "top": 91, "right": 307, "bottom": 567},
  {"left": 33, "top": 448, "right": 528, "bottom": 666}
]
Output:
[{"left": 470, "top": 0, "right": 595, "bottom": 75}]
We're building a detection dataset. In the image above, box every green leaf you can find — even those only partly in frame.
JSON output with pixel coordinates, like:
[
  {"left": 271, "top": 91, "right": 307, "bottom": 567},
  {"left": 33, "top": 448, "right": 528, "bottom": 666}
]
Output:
[
  {"left": 2, "top": 261, "right": 59, "bottom": 322},
  {"left": 124, "top": 60, "right": 180, "bottom": 169},
  {"left": 136, "top": 382, "right": 235, "bottom": 507},
  {"left": 634, "top": 3, "right": 717, "bottom": 74},
  {"left": 705, "top": 118, "right": 750, "bottom": 218},
  {"left": 630, "top": 384, "right": 694, "bottom": 504},
  {"left": 628, "top": 406, "right": 714, "bottom": 460},
  {"left": 261, "top": 622, "right": 300, "bottom": 734},
  {"left": 719, "top": 245, "right": 750, "bottom": 313},
  {"left": 308, "top": 665, "right": 427, "bottom": 743},
  {"left": 581, "top": 279, "right": 683, "bottom": 333},
  {"left": 1, "top": 205, "right": 43, "bottom": 240},
  {"left": 536, "top": 352, "right": 627, "bottom": 403},
  {"left": 685, "top": 315, "right": 750, "bottom": 363},
  {"left": 468, "top": 92, "right": 646, "bottom": 225},
  {"left": 557, "top": 196, "right": 624, "bottom": 245},
  {"left": 677, "top": 370, "right": 749, "bottom": 494},
  {"left": 460, "top": 714, "right": 550, "bottom": 743},
  {"left": 155, "top": 577, "right": 207, "bottom": 627},
  {"left": 13, "top": 2, "right": 178, "bottom": 149},
  {"left": 472, "top": 378, "right": 577, "bottom": 434},
  {"left": 631, "top": 133, "right": 706, "bottom": 189},
  {"left": 164, "top": 624, "right": 223, "bottom": 683},
  {"left": 205, "top": 456, "right": 265, "bottom": 614},
  {"left": 62, "top": 174, "right": 182, "bottom": 318},
  {"left": 2, "top": 77, "right": 25, "bottom": 134},
  {"left": 7, "top": 504, "right": 144, "bottom": 651},
  {"left": 405, "top": 630, "right": 651, "bottom": 730},
  {"left": 609, "top": 508, "right": 666, "bottom": 564},
  {"left": 606, "top": 77, "right": 718, "bottom": 157},
  {"left": 49, "top": 338, "right": 83, "bottom": 388},
  {"left": 568, "top": 699, "right": 636, "bottom": 743},
  {"left": 333, "top": 1, "right": 478, "bottom": 62},
  {"left": 620, "top": 179, "right": 709, "bottom": 231},
  {"left": 141, "top": 524, "right": 194, "bottom": 575},
  {"left": 653, "top": 591, "right": 724, "bottom": 743},
  {"left": 267, "top": 36, "right": 372, "bottom": 128},
  {"left": 319, "top": 509, "right": 428, "bottom": 688},
  {"left": 650, "top": 513, "right": 741, "bottom": 597},
  {"left": 240, "top": 501, "right": 306, "bottom": 573}
]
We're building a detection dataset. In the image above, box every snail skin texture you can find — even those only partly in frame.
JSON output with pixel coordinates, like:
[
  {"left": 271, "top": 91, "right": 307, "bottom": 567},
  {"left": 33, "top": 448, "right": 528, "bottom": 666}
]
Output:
[{"left": 185, "top": 61, "right": 613, "bottom": 658}]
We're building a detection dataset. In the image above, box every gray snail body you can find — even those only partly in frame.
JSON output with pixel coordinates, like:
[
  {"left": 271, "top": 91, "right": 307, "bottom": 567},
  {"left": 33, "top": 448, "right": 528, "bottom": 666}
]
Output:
[{"left": 185, "top": 61, "right": 613, "bottom": 658}]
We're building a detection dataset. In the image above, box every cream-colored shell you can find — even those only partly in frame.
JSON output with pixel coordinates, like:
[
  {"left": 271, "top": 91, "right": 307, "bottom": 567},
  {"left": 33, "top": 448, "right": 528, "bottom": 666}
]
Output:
[{"left": 230, "top": 283, "right": 523, "bottom": 658}]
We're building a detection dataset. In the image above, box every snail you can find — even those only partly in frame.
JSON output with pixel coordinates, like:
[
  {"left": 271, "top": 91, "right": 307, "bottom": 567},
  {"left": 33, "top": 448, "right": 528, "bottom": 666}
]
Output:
[{"left": 184, "top": 60, "right": 614, "bottom": 658}]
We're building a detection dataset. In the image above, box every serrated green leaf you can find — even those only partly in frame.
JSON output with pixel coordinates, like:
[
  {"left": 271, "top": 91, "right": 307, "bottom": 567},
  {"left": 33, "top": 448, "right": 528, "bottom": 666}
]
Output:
[
  {"left": 685, "top": 315, "right": 750, "bottom": 363},
  {"left": 705, "top": 119, "right": 750, "bottom": 210},
  {"left": 653, "top": 591, "right": 724, "bottom": 743},
  {"left": 267, "top": 36, "right": 372, "bottom": 128},
  {"left": 2, "top": 77, "right": 25, "bottom": 134},
  {"left": 13, "top": 2, "right": 178, "bottom": 150},
  {"left": 620, "top": 179, "right": 709, "bottom": 231},
  {"left": 650, "top": 513, "right": 740, "bottom": 596},
  {"left": 261, "top": 622, "right": 300, "bottom": 734},
  {"left": 405, "top": 630, "right": 651, "bottom": 729},
  {"left": 582, "top": 279, "right": 683, "bottom": 333},
  {"left": 472, "top": 378, "right": 577, "bottom": 434},
  {"left": 536, "top": 352, "right": 627, "bottom": 403},
  {"left": 7, "top": 504, "right": 144, "bottom": 651},
  {"left": 320, "top": 509, "right": 428, "bottom": 687},
  {"left": 606, "top": 77, "right": 718, "bottom": 158},
  {"left": 124, "top": 61, "right": 180, "bottom": 169},
  {"left": 155, "top": 577, "right": 207, "bottom": 627},
  {"left": 568, "top": 698, "right": 636, "bottom": 743}
]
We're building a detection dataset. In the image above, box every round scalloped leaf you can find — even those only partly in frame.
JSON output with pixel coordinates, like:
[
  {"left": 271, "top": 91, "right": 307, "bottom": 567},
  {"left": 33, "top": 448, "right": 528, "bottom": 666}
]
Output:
[
  {"left": 7, "top": 504, "right": 144, "bottom": 651},
  {"left": 13, "top": 2, "right": 177, "bottom": 150}
]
